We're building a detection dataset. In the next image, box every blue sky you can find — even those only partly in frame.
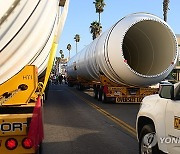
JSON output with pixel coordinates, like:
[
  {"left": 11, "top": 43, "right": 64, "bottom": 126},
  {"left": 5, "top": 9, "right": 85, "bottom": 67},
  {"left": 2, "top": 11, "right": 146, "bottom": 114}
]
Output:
[{"left": 57, "top": 0, "right": 180, "bottom": 58}]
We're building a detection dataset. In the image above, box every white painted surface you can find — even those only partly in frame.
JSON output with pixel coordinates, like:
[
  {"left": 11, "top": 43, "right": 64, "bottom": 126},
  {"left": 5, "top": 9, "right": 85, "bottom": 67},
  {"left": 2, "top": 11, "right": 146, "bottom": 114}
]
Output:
[
  {"left": 0, "top": 0, "right": 69, "bottom": 84},
  {"left": 67, "top": 13, "right": 178, "bottom": 86}
]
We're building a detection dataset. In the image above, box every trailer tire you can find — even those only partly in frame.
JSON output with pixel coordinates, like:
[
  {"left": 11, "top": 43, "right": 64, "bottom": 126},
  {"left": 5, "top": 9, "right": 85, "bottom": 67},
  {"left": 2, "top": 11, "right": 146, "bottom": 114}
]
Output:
[
  {"left": 77, "top": 84, "right": 84, "bottom": 91},
  {"left": 93, "top": 85, "right": 98, "bottom": 99},
  {"left": 68, "top": 82, "right": 74, "bottom": 87},
  {"left": 139, "top": 124, "right": 160, "bottom": 154},
  {"left": 98, "top": 88, "right": 103, "bottom": 101},
  {"left": 102, "top": 92, "right": 107, "bottom": 103},
  {"left": 36, "top": 142, "right": 42, "bottom": 154}
]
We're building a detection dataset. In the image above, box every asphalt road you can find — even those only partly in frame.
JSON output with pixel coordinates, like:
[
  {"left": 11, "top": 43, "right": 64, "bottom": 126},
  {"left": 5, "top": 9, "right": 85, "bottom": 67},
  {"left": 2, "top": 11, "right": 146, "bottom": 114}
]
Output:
[{"left": 42, "top": 84, "right": 139, "bottom": 154}]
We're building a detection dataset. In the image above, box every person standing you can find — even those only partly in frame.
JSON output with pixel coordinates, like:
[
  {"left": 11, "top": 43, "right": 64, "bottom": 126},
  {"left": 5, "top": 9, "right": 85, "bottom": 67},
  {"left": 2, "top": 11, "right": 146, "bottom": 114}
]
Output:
[{"left": 58, "top": 75, "right": 63, "bottom": 84}]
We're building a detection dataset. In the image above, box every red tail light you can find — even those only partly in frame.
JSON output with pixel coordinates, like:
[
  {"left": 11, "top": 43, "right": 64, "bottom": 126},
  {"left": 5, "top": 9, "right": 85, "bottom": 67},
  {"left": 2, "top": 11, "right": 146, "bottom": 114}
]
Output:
[
  {"left": 5, "top": 138, "right": 18, "bottom": 150},
  {"left": 22, "top": 138, "right": 33, "bottom": 149}
]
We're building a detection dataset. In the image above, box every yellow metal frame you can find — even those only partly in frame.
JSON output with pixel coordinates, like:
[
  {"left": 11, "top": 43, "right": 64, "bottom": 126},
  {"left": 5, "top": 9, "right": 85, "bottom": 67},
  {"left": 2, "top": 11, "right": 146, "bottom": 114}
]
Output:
[
  {"left": 0, "top": 113, "right": 35, "bottom": 153},
  {"left": 0, "top": 65, "right": 38, "bottom": 106},
  {"left": 100, "top": 75, "right": 158, "bottom": 103},
  {"left": 0, "top": 114, "right": 32, "bottom": 136}
]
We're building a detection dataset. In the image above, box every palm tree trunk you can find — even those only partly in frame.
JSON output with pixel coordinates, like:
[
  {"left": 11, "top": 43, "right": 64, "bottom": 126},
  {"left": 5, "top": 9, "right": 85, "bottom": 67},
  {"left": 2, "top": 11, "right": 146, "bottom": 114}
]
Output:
[
  {"left": 164, "top": 14, "right": 167, "bottom": 22},
  {"left": 99, "top": 12, "right": 101, "bottom": 23},
  {"left": 76, "top": 42, "right": 77, "bottom": 54},
  {"left": 69, "top": 51, "right": 70, "bottom": 60},
  {"left": 163, "top": 0, "right": 170, "bottom": 22}
]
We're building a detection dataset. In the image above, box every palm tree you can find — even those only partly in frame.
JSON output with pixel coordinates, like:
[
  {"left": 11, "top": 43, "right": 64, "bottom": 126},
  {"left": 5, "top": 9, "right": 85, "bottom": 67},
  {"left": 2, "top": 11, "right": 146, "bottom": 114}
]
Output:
[
  {"left": 59, "top": 49, "right": 63, "bottom": 55},
  {"left": 90, "top": 21, "right": 102, "bottom": 40},
  {"left": 61, "top": 54, "right": 64, "bottom": 59},
  {"left": 163, "top": 0, "right": 170, "bottom": 22},
  {"left": 67, "top": 44, "right": 72, "bottom": 60},
  {"left": 74, "top": 34, "right": 80, "bottom": 54},
  {"left": 93, "top": 0, "right": 106, "bottom": 23}
]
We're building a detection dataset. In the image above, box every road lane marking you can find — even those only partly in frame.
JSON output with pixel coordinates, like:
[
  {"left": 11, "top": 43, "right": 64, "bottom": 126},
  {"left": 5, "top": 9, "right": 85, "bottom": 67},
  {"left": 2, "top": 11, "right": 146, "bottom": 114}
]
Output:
[{"left": 69, "top": 89, "right": 137, "bottom": 137}]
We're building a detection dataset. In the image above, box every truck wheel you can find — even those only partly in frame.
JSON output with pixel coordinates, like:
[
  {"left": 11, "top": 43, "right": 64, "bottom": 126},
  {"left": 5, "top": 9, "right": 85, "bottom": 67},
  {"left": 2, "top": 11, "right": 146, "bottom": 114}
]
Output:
[
  {"left": 93, "top": 85, "right": 98, "bottom": 99},
  {"left": 76, "top": 84, "right": 84, "bottom": 91},
  {"left": 79, "top": 84, "right": 84, "bottom": 91},
  {"left": 139, "top": 124, "right": 160, "bottom": 154},
  {"left": 36, "top": 142, "right": 42, "bottom": 154},
  {"left": 68, "top": 82, "right": 74, "bottom": 87},
  {"left": 98, "top": 88, "right": 103, "bottom": 101},
  {"left": 102, "top": 92, "right": 107, "bottom": 103}
]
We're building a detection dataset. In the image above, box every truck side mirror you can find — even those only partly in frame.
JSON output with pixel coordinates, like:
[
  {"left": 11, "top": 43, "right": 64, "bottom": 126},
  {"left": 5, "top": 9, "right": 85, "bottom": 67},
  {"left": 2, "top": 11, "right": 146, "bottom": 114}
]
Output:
[{"left": 159, "top": 84, "right": 174, "bottom": 100}]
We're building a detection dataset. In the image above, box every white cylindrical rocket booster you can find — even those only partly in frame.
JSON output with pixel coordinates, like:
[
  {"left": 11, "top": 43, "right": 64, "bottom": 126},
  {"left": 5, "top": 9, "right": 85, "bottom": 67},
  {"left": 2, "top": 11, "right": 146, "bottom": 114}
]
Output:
[{"left": 67, "top": 13, "right": 178, "bottom": 87}]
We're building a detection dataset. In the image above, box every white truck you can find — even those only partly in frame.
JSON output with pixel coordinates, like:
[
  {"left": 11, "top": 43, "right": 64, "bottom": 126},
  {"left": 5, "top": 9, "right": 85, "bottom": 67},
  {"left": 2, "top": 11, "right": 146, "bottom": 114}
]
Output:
[{"left": 136, "top": 82, "right": 180, "bottom": 154}]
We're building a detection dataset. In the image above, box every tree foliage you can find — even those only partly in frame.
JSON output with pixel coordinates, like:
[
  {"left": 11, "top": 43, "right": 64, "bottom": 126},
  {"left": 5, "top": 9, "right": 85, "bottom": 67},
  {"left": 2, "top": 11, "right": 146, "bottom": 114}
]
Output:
[
  {"left": 74, "top": 34, "right": 80, "bottom": 53},
  {"left": 90, "top": 21, "right": 102, "bottom": 40},
  {"left": 67, "top": 44, "right": 72, "bottom": 59},
  {"left": 74, "top": 34, "right": 80, "bottom": 43},
  {"left": 59, "top": 49, "right": 63, "bottom": 55},
  {"left": 93, "top": 0, "right": 106, "bottom": 23},
  {"left": 67, "top": 44, "right": 72, "bottom": 51}
]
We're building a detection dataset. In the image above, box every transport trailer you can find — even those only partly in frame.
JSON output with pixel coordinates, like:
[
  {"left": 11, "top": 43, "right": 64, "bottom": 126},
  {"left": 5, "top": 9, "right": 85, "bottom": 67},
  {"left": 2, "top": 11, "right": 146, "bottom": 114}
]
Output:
[
  {"left": 93, "top": 75, "right": 158, "bottom": 103},
  {"left": 67, "top": 13, "right": 178, "bottom": 103},
  {"left": 68, "top": 75, "right": 158, "bottom": 103},
  {"left": 0, "top": 66, "right": 43, "bottom": 154}
]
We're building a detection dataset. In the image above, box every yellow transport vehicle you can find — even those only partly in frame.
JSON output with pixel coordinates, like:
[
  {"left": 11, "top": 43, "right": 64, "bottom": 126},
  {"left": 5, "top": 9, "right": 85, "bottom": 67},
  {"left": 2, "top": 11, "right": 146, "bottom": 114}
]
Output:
[{"left": 0, "top": 65, "right": 44, "bottom": 154}]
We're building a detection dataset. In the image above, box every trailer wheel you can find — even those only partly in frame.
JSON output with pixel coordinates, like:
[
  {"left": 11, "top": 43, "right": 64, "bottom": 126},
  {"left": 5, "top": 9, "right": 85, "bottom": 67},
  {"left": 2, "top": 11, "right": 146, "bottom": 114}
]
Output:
[
  {"left": 93, "top": 85, "right": 98, "bottom": 99},
  {"left": 36, "top": 142, "right": 42, "bottom": 154},
  {"left": 102, "top": 92, "right": 107, "bottom": 103},
  {"left": 98, "top": 88, "right": 103, "bottom": 101},
  {"left": 68, "top": 82, "right": 74, "bottom": 87},
  {"left": 77, "top": 84, "right": 84, "bottom": 91},
  {"left": 139, "top": 124, "right": 160, "bottom": 154}
]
